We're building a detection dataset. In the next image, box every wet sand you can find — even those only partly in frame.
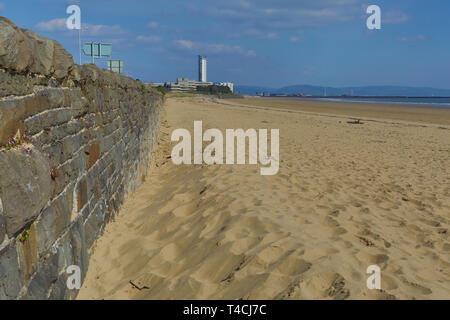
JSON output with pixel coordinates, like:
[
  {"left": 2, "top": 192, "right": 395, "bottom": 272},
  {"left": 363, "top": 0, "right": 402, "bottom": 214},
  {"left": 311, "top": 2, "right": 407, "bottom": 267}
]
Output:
[
  {"left": 78, "top": 97, "right": 450, "bottom": 300},
  {"left": 234, "top": 97, "right": 450, "bottom": 126}
]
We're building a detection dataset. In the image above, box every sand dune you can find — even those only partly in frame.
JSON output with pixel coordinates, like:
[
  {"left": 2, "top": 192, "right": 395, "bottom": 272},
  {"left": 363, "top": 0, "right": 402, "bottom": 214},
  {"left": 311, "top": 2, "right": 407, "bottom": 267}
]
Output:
[{"left": 78, "top": 97, "right": 450, "bottom": 300}]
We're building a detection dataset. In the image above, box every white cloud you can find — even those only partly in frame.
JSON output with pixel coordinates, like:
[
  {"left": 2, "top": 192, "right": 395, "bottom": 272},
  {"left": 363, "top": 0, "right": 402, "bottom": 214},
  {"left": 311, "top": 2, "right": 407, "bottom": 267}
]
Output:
[
  {"left": 383, "top": 11, "right": 410, "bottom": 25},
  {"left": 244, "top": 29, "right": 279, "bottom": 40},
  {"left": 147, "top": 21, "right": 160, "bottom": 29},
  {"left": 83, "top": 24, "right": 126, "bottom": 36},
  {"left": 35, "top": 18, "right": 126, "bottom": 36},
  {"left": 137, "top": 35, "right": 161, "bottom": 43},
  {"left": 266, "top": 32, "right": 279, "bottom": 40},
  {"left": 263, "top": 7, "right": 353, "bottom": 23},
  {"left": 289, "top": 36, "right": 304, "bottom": 43},
  {"left": 174, "top": 39, "right": 256, "bottom": 57},
  {"left": 188, "top": 0, "right": 362, "bottom": 44},
  {"left": 207, "top": 43, "right": 243, "bottom": 54},
  {"left": 230, "top": 0, "right": 251, "bottom": 9},
  {"left": 201, "top": 0, "right": 360, "bottom": 30},
  {"left": 35, "top": 18, "right": 67, "bottom": 32},
  {"left": 175, "top": 40, "right": 195, "bottom": 49},
  {"left": 398, "top": 35, "right": 428, "bottom": 43}
]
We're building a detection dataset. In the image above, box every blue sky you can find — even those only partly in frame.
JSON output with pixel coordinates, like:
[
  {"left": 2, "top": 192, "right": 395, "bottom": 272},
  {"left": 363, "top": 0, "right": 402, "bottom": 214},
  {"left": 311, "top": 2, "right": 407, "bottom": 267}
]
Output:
[{"left": 1, "top": 0, "right": 450, "bottom": 88}]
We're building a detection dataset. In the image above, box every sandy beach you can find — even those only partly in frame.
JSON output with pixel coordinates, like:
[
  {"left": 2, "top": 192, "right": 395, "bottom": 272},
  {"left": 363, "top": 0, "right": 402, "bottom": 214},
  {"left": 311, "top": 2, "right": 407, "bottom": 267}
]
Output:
[{"left": 77, "top": 96, "right": 450, "bottom": 300}]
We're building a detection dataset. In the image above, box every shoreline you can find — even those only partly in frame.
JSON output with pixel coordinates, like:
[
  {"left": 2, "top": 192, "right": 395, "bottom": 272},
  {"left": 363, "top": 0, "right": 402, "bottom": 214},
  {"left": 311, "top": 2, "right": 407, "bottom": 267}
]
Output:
[
  {"left": 274, "top": 97, "right": 450, "bottom": 109},
  {"left": 229, "top": 97, "right": 450, "bottom": 126}
]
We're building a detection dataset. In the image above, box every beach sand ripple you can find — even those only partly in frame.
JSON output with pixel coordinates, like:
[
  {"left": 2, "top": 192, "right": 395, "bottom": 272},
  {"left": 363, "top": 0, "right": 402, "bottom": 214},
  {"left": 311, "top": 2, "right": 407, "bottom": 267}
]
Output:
[{"left": 78, "top": 97, "right": 450, "bottom": 300}]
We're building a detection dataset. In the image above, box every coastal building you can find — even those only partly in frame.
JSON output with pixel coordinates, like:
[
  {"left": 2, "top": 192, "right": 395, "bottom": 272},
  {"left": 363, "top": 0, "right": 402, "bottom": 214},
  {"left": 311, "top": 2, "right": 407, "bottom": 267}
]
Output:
[
  {"left": 149, "top": 55, "right": 234, "bottom": 93},
  {"left": 149, "top": 82, "right": 165, "bottom": 87},
  {"left": 218, "top": 82, "right": 234, "bottom": 93},
  {"left": 199, "top": 55, "right": 207, "bottom": 82},
  {"left": 150, "top": 78, "right": 233, "bottom": 93},
  {"left": 162, "top": 78, "right": 212, "bottom": 92}
]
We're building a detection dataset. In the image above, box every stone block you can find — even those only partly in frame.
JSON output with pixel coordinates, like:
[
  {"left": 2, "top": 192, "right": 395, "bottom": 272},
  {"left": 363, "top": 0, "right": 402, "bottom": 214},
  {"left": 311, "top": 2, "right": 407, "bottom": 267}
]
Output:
[
  {"left": 77, "top": 179, "right": 88, "bottom": 212},
  {"left": 84, "top": 206, "right": 101, "bottom": 249},
  {"left": 35, "top": 205, "right": 57, "bottom": 259},
  {"left": 51, "top": 156, "right": 81, "bottom": 198},
  {"left": 52, "top": 42, "right": 74, "bottom": 79},
  {"left": 36, "top": 88, "right": 66, "bottom": 110},
  {"left": 22, "top": 94, "right": 50, "bottom": 120},
  {"left": 38, "top": 109, "right": 72, "bottom": 130},
  {"left": 52, "top": 185, "right": 74, "bottom": 232},
  {"left": 70, "top": 94, "right": 88, "bottom": 118},
  {"left": 0, "top": 198, "right": 5, "bottom": 244},
  {"left": 69, "top": 218, "right": 88, "bottom": 280},
  {"left": 0, "top": 71, "right": 42, "bottom": 97},
  {"left": 0, "top": 17, "right": 32, "bottom": 72},
  {"left": 0, "top": 240, "right": 24, "bottom": 299},
  {"left": 0, "top": 97, "right": 25, "bottom": 146},
  {"left": 22, "top": 29, "right": 54, "bottom": 76},
  {"left": 20, "top": 252, "right": 58, "bottom": 300},
  {"left": 17, "top": 223, "right": 38, "bottom": 281},
  {"left": 48, "top": 275, "right": 69, "bottom": 300},
  {"left": 85, "top": 140, "right": 100, "bottom": 170},
  {"left": 62, "top": 133, "right": 82, "bottom": 157},
  {"left": 0, "top": 147, "right": 52, "bottom": 237}
]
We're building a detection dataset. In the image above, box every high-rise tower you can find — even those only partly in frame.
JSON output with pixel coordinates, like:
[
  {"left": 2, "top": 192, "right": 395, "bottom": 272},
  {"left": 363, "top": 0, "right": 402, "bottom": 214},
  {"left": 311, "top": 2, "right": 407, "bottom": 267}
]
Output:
[{"left": 198, "top": 55, "right": 207, "bottom": 82}]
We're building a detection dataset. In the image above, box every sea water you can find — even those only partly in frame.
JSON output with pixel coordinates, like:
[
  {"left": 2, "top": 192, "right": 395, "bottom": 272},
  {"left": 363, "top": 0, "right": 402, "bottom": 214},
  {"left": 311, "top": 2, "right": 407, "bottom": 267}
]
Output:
[{"left": 296, "top": 97, "right": 450, "bottom": 108}]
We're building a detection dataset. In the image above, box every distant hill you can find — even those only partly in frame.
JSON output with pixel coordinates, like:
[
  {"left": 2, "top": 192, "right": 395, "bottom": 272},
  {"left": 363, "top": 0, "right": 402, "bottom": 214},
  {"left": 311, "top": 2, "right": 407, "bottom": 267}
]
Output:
[
  {"left": 234, "top": 85, "right": 275, "bottom": 95},
  {"left": 235, "top": 85, "right": 450, "bottom": 97}
]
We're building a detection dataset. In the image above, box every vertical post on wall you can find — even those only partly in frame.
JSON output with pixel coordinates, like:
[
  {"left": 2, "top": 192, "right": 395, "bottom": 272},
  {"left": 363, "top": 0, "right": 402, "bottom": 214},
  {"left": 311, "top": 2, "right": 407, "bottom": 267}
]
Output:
[
  {"left": 78, "top": 28, "right": 82, "bottom": 65},
  {"left": 78, "top": 0, "right": 82, "bottom": 65}
]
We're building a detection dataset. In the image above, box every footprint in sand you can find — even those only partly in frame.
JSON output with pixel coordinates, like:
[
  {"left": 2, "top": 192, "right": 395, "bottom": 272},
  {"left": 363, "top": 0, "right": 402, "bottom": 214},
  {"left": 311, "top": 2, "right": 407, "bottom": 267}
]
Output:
[{"left": 300, "top": 272, "right": 350, "bottom": 300}]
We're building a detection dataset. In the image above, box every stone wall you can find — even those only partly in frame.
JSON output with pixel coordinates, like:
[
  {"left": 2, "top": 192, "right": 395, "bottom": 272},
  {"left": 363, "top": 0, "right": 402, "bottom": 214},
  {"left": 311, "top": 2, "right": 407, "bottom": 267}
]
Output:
[{"left": 0, "top": 17, "right": 164, "bottom": 299}]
